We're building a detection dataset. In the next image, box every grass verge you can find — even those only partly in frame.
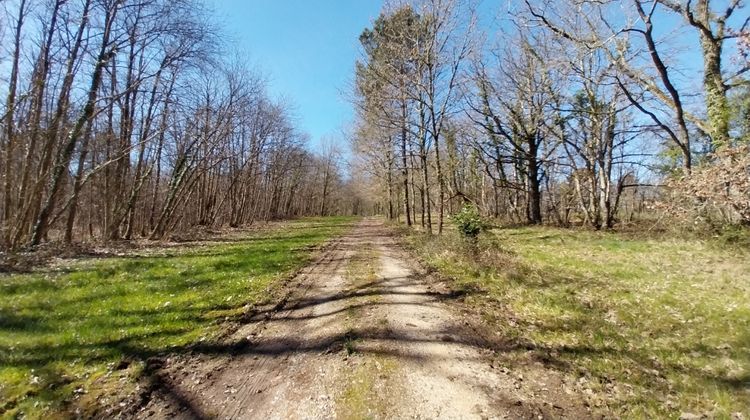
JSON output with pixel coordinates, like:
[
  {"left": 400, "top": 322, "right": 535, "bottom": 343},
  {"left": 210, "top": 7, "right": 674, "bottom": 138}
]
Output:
[
  {"left": 0, "top": 216, "right": 356, "bottom": 418},
  {"left": 407, "top": 226, "right": 750, "bottom": 418}
]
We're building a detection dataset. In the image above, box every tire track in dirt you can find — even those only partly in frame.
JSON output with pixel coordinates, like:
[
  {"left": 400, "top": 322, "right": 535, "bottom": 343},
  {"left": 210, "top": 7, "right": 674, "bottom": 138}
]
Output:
[
  {"left": 137, "top": 229, "right": 356, "bottom": 419},
  {"left": 134, "top": 219, "right": 591, "bottom": 419},
  {"left": 334, "top": 222, "right": 590, "bottom": 419}
]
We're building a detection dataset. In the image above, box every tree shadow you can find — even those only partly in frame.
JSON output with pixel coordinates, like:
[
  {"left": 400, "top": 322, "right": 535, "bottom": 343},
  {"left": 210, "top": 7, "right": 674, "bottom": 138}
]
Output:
[
  {"left": 4, "top": 219, "right": 747, "bottom": 417},
  {"left": 0, "top": 225, "right": 360, "bottom": 417}
]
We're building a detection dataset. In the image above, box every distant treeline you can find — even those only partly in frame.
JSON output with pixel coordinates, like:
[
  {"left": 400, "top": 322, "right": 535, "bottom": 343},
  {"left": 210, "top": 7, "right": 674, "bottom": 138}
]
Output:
[{"left": 0, "top": 0, "right": 357, "bottom": 250}]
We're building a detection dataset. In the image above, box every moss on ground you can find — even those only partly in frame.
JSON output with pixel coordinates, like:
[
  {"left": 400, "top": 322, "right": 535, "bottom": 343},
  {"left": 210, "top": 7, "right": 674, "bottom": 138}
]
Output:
[{"left": 336, "top": 356, "right": 397, "bottom": 420}]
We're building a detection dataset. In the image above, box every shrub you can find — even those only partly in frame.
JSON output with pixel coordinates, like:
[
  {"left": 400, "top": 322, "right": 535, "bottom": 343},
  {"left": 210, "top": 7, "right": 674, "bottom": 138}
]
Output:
[
  {"left": 715, "top": 225, "right": 750, "bottom": 249},
  {"left": 451, "top": 203, "right": 485, "bottom": 242}
]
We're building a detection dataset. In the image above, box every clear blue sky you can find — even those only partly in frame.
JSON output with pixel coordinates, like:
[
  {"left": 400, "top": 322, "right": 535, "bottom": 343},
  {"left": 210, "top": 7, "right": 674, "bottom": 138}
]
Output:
[
  {"left": 208, "top": 0, "right": 717, "bottom": 153},
  {"left": 211, "top": 0, "right": 384, "bottom": 147}
]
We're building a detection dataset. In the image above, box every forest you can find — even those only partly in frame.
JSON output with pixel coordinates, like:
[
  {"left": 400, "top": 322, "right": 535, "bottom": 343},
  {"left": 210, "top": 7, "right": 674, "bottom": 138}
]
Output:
[
  {"left": 350, "top": 0, "right": 750, "bottom": 234},
  {"left": 0, "top": 0, "right": 748, "bottom": 250},
  {"left": 1, "top": 0, "right": 749, "bottom": 419},
  {"left": 0, "top": 0, "right": 357, "bottom": 252}
]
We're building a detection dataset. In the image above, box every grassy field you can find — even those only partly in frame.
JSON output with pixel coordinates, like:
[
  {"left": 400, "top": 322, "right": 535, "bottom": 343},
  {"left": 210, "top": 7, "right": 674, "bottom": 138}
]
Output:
[
  {"left": 409, "top": 226, "right": 750, "bottom": 418},
  {"left": 0, "top": 217, "right": 355, "bottom": 418}
]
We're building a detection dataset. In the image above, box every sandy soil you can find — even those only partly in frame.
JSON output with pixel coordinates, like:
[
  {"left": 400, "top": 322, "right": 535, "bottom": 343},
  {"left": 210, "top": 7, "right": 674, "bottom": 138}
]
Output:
[{"left": 128, "top": 219, "right": 593, "bottom": 419}]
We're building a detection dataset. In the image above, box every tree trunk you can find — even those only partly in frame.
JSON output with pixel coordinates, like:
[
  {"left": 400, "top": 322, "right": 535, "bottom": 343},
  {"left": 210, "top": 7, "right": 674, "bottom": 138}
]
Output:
[
  {"left": 30, "top": 2, "right": 118, "bottom": 247},
  {"left": 699, "top": 29, "right": 729, "bottom": 148},
  {"left": 401, "top": 101, "right": 412, "bottom": 227},
  {"left": 3, "top": 0, "right": 27, "bottom": 247},
  {"left": 435, "top": 136, "right": 444, "bottom": 234},
  {"left": 526, "top": 138, "right": 542, "bottom": 225}
]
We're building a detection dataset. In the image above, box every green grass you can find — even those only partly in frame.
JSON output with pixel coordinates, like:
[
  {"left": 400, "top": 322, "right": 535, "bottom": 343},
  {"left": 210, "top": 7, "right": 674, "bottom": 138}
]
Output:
[
  {"left": 409, "top": 226, "right": 750, "bottom": 418},
  {"left": 0, "top": 217, "right": 356, "bottom": 418}
]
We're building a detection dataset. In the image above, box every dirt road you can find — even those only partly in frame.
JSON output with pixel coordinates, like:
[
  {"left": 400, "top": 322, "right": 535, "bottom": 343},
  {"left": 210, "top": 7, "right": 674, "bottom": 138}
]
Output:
[{"left": 134, "top": 219, "right": 589, "bottom": 419}]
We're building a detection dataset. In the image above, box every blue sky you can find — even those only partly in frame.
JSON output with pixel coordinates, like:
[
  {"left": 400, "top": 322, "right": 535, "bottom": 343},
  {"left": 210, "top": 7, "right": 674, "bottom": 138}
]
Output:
[
  {"left": 207, "top": 0, "right": 730, "bottom": 154},
  {"left": 211, "top": 0, "right": 384, "bottom": 147}
]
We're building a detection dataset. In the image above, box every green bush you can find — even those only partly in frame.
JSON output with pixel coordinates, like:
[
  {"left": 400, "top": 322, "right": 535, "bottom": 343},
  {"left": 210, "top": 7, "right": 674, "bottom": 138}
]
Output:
[
  {"left": 715, "top": 225, "right": 750, "bottom": 249},
  {"left": 451, "top": 203, "right": 484, "bottom": 241}
]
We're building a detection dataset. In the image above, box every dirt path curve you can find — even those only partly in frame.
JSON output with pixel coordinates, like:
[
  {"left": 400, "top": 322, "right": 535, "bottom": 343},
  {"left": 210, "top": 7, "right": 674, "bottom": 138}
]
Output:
[{"left": 135, "top": 219, "right": 588, "bottom": 419}]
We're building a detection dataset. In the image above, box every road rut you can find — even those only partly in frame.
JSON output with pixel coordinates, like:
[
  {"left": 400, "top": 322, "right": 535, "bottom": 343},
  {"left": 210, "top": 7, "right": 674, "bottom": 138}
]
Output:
[{"left": 135, "top": 219, "right": 588, "bottom": 419}]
